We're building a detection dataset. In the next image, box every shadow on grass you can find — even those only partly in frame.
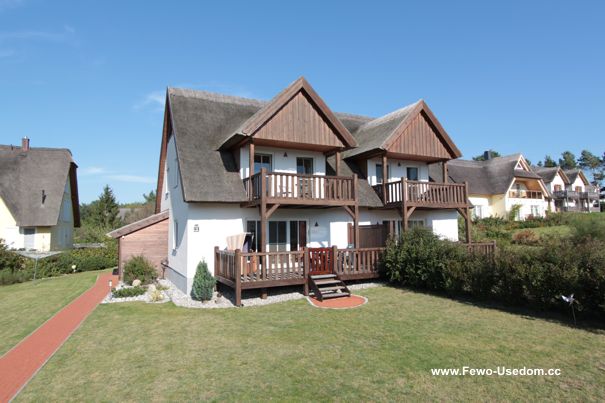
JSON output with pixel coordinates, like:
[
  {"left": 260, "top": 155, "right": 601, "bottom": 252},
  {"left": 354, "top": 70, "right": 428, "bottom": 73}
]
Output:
[{"left": 384, "top": 283, "right": 605, "bottom": 334}]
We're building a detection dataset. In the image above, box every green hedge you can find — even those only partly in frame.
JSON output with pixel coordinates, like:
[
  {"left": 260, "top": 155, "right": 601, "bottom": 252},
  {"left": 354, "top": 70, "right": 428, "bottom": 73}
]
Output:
[
  {"left": 384, "top": 227, "right": 605, "bottom": 317},
  {"left": 0, "top": 240, "right": 117, "bottom": 286}
]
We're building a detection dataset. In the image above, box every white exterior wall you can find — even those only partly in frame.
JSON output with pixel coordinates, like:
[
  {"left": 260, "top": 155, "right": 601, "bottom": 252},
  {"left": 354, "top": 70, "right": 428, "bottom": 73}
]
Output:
[
  {"left": 164, "top": 134, "right": 190, "bottom": 292},
  {"left": 169, "top": 204, "right": 458, "bottom": 294},
  {"left": 366, "top": 157, "right": 429, "bottom": 186},
  {"left": 239, "top": 145, "right": 326, "bottom": 179},
  {"left": 0, "top": 197, "right": 20, "bottom": 249},
  {"left": 50, "top": 177, "right": 74, "bottom": 250},
  {"left": 468, "top": 196, "right": 491, "bottom": 219}
]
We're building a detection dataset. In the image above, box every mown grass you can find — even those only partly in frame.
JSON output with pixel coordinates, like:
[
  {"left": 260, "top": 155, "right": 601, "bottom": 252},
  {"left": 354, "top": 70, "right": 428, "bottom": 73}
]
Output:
[
  {"left": 16, "top": 286, "right": 605, "bottom": 402},
  {"left": 0, "top": 270, "right": 106, "bottom": 356}
]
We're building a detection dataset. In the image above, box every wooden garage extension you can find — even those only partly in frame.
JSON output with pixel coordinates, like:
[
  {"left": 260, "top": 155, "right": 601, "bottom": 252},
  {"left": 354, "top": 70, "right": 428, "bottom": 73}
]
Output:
[{"left": 108, "top": 210, "right": 169, "bottom": 279}]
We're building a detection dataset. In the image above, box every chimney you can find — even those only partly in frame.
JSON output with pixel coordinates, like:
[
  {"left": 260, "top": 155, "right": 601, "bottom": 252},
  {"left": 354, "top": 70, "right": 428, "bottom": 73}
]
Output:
[
  {"left": 22, "top": 137, "right": 30, "bottom": 151},
  {"left": 483, "top": 150, "right": 493, "bottom": 160}
]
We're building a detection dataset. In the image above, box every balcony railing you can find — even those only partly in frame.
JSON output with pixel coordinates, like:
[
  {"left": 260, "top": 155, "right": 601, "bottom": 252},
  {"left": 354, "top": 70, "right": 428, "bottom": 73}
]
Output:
[
  {"left": 243, "top": 168, "right": 356, "bottom": 205},
  {"left": 581, "top": 189, "right": 600, "bottom": 200},
  {"left": 508, "top": 189, "right": 543, "bottom": 199},
  {"left": 373, "top": 179, "right": 468, "bottom": 208},
  {"left": 552, "top": 190, "right": 578, "bottom": 199}
]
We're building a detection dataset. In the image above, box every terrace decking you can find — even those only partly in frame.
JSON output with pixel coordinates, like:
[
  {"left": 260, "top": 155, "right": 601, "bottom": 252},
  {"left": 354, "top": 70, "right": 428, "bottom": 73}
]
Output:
[{"left": 214, "top": 242, "right": 496, "bottom": 306}]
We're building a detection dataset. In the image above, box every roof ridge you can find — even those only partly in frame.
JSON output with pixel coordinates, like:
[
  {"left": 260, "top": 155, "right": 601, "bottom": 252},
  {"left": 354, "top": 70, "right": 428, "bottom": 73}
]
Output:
[
  {"left": 356, "top": 100, "right": 421, "bottom": 130},
  {"left": 168, "top": 87, "right": 267, "bottom": 107}
]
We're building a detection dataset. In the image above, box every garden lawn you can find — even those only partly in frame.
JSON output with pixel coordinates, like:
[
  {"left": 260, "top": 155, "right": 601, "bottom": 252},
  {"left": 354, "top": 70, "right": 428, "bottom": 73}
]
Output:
[
  {"left": 16, "top": 287, "right": 605, "bottom": 402},
  {"left": 0, "top": 270, "right": 106, "bottom": 356}
]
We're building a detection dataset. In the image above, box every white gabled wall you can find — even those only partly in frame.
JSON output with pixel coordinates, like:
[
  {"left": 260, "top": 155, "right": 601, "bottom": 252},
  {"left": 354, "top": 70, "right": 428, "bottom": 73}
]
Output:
[
  {"left": 164, "top": 134, "right": 190, "bottom": 292},
  {"left": 239, "top": 145, "right": 326, "bottom": 179},
  {"left": 50, "top": 177, "right": 74, "bottom": 250},
  {"left": 366, "top": 157, "right": 429, "bottom": 186}
]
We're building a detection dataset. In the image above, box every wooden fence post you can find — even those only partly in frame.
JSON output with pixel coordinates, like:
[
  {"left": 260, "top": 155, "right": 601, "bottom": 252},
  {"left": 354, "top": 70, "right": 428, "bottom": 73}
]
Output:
[
  {"left": 332, "top": 245, "right": 338, "bottom": 275},
  {"left": 235, "top": 249, "right": 242, "bottom": 307},
  {"left": 303, "top": 247, "right": 310, "bottom": 296}
]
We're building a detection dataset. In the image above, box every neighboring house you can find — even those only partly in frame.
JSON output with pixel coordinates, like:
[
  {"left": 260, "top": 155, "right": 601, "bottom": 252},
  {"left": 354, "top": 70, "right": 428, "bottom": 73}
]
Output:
[
  {"left": 532, "top": 166, "right": 570, "bottom": 212},
  {"left": 559, "top": 169, "right": 600, "bottom": 212},
  {"left": 446, "top": 152, "right": 549, "bottom": 220},
  {"left": 0, "top": 138, "right": 80, "bottom": 251},
  {"left": 154, "top": 77, "right": 473, "bottom": 295}
]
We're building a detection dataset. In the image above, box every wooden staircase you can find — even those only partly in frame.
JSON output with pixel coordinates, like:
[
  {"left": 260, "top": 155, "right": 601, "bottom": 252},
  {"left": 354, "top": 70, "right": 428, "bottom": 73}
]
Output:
[{"left": 309, "top": 274, "right": 350, "bottom": 301}]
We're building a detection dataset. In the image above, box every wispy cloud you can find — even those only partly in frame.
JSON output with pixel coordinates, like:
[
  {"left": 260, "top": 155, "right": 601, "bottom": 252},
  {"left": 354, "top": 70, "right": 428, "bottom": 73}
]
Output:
[
  {"left": 80, "top": 166, "right": 107, "bottom": 175},
  {"left": 106, "top": 174, "right": 156, "bottom": 184},
  {"left": 0, "top": 25, "right": 76, "bottom": 44},
  {"left": 134, "top": 90, "right": 165, "bottom": 112},
  {"left": 0, "top": 0, "right": 26, "bottom": 12}
]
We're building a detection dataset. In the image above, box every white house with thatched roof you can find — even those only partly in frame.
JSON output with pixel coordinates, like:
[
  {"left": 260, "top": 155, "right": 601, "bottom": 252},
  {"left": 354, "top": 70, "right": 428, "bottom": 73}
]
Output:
[
  {"left": 153, "top": 77, "right": 476, "bottom": 299},
  {"left": 0, "top": 138, "right": 80, "bottom": 251}
]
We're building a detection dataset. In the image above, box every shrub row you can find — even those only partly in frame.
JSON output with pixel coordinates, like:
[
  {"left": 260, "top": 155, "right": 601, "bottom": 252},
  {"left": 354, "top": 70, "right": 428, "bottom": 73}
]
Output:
[
  {"left": 383, "top": 227, "right": 605, "bottom": 317},
  {"left": 112, "top": 286, "right": 146, "bottom": 298},
  {"left": 0, "top": 239, "right": 117, "bottom": 286}
]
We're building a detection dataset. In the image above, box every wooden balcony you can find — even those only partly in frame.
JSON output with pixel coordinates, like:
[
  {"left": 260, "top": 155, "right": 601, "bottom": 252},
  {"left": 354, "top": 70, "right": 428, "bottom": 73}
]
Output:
[
  {"left": 242, "top": 168, "right": 357, "bottom": 207},
  {"left": 580, "top": 188, "right": 600, "bottom": 200},
  {"left": 508, "top": 189, "right": 543, "bottom": 199},
  {"left": 552, "top": 190, "right": 578, "bottom": 200},
  {"left": 373, "top": 179, "right": 469, "bottom": 209}
]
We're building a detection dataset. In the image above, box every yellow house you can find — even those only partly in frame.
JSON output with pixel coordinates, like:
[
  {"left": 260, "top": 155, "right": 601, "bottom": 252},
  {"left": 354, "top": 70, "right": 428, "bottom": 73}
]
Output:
[
  {"left": 446, "top": 153, "right": 549, "bottom": 220},
  {"left": 0, "top": 138, "right": 80, "bottom": 251}
]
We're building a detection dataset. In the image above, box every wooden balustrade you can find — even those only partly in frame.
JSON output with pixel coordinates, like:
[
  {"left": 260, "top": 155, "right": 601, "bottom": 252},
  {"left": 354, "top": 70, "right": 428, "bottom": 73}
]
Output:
[
  {"left": 243, "top": 169, "right": 355, "bottom": 205},
  {"left": 240, "top": 250, "right": 305, "bottom": 283},
  {"left": 334, "top": 247, "right": 384, "bottom": 280},
  {"left": 373, "top": 179, "right": 467, "bottom": 208},
  {"left": 466, "top": 241, "right": 497, "bottom": 259},
  {"left": 508, "top": 189, "right": 543, "bottom": 199}
]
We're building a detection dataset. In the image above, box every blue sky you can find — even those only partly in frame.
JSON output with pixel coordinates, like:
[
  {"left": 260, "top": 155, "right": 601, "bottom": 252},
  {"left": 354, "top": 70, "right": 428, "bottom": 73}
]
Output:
[{"left": 1, "top": 0, "right": 603, "bottom": 203}]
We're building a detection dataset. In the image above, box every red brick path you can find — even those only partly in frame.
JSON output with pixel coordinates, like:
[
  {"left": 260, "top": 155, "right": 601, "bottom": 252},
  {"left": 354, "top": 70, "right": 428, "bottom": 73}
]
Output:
[
  {"left": 308, "top": 294, "right": 367, "bottom": 309},
  {"left": 0, "top": 272, "right": 118, "bottom": 402}
]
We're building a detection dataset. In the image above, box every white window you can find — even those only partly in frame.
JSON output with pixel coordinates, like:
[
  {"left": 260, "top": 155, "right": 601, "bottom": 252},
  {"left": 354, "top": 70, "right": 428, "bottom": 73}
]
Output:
[
  {"left": 531, "top": 205, "right": 540, "bottom": 217},
  {"left": 473, "top": 206, "right": 484, "bottom": 219},
  {"left": 172, "top": 158, "right": 179, "bottom": 189}
]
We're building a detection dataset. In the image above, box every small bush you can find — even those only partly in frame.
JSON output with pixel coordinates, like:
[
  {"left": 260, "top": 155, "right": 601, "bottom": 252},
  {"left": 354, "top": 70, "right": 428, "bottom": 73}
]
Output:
[
  {"left": 191, "top": 260, "right": 216, "bottom": 301},
  {"left": 123, "top": 256, "right": 157, "bottom": 285},
  {"left": 512, "top": 229, "right": 540, "bottom": 245},
  {"left": 149, "top": 288, "right": 164, "bottom": 302},
  {"left": 112, "top": 286, "right": 146, "bottom": 298}
]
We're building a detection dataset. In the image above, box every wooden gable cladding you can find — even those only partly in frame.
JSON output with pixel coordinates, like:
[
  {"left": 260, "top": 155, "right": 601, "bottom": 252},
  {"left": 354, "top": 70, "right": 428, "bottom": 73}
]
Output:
[
  {"left": 387, "top": 111, "right": 451, "bottom": 160},
  {"left": 383, "top": 102, "right": 461, "bottom": 162},
  {"left": 253, "top": 91, "right": 345, "bottom": 151}
]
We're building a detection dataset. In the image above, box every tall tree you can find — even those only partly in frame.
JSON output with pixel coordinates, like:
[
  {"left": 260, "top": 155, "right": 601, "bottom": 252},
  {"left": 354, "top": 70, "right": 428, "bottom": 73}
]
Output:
[
  {"left": 543, "top": 155, "right": 557, "bottom": 167},
  {"left": 123, "top": 190, "right": 157, "bottom": 225},
  {"left": 83, "top": 185, "right": 121, "bottom": 229},
  {"left": 472, "top": 150, "right": 501, "bottom": 161},
  {"left": 577, "top": 150, "right": 603, "bottom": 185},
  {"left": 558, "top": 151, "right": 577, "bottom": 170}
]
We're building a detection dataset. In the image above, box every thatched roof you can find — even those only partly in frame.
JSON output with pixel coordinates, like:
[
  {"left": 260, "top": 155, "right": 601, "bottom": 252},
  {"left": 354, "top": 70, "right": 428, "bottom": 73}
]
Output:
[{"left": 0, "top": 145, "right": 80, "bottom": 227}]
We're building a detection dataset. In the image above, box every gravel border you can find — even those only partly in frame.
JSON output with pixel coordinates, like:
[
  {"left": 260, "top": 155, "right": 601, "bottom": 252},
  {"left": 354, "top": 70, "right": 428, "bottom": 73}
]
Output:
[{"left": 103, "top": 279, "right": 386, "bottom": 308}]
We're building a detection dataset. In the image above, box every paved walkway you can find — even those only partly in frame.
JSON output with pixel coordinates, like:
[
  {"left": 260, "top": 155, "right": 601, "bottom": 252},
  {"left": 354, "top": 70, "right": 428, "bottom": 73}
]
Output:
[
  {"left": 308, "top": 294, "right": 367, "bottom": 309},
  {"left": 0, "top": 272, "right": 118, "bottom": 402}
]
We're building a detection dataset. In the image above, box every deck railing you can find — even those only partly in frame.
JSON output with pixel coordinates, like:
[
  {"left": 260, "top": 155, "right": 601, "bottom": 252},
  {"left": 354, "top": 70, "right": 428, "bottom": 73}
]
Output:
[
  {"left": 335, "top": 247, "right": 384, "bottom": 279},
  {"left": 508, "top": 189, "right": 543, "bottom": 199},
  {"left": 466, "top": 241, "right": 497, "bottom": 259},
  {"left": 552, "top": 190, "right": 578, "bottom": 199},
  {"left": 243, "top": 168, "right": 356, "bottom": 204},
  {"left": 373, "top": 179, "right": 467, "bottom": 208}
]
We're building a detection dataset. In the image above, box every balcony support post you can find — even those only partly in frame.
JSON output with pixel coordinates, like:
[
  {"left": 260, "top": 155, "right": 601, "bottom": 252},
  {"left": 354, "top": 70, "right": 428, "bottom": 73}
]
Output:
[
  {"left": 402, "top": 177, "right": 408, "bottom": 232},
  {"left": 353, "top": 174, "right": 360, "bottom": 248},
  {"left": 335, "top": 150, "right": 341, "bottom": 176},
  {"left": 382, "top": 154, "right": 388, "bottom": 203},
  {"left": 259, "top": 168, "right": 267, "bottom": 277},
  {"left": 442, "top": 161, "right": 448, "bottom": 183}
]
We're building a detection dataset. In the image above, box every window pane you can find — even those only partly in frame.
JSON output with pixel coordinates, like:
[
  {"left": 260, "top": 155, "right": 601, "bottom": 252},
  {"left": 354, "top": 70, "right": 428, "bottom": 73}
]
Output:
[
  {"left": 290, "top": 221, "right": 298, "bottom": 251},
  {"left": 254, "top": 154, "right": 272, "bottom": 174},
  {"left": 269, "top": 222, "right": 277, "bottom": 244},
  {"left": 277, "top": 221, "right": 287, "bottom": 243},
  {"left": 407, "top": 167, "right": 418, "bottom": 181},
  {"left": 376, "top": 164, "right": 383, "bottom": 184},
  {"left": 297, "top": 158, "right": 313, "bottom": 174}
]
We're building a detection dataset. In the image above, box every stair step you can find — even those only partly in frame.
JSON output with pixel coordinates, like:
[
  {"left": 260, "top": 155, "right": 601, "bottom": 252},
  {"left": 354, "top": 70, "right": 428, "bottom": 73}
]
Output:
[
  {"left": 317, "top": 285, "right": 346, "bottom": 292},
  {"left": 314, "top": 279, "right": 341, "bottom": 286},
  {"left": 322, "top": 292, "right": 350, "bottom": 299},
  {"left": 310, "top": 274, "right": 337, "bottom": 280}
]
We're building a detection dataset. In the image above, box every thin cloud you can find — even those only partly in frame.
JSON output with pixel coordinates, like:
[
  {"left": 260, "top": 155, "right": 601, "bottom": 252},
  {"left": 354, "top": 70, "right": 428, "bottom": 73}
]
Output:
[
  {"left": 134, "top": 90, "right": 165, "bottom": 112},
  {"left": 106, "top": 174, "right": 156, "bottom": 184},
  {"left": 0, "top": 25, "right": 77, "bottom": 44},
  {"left": 80, "top": 166, "right": 107, "bottom": 175},
  {"left": 0, "top": 0, "right": 26, "bottom": 11}
]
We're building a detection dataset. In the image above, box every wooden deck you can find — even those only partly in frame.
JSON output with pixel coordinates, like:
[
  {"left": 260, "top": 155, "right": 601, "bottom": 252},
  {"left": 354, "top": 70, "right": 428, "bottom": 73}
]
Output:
[{"left": 214, "top": 241, "right": 497, "bottom": 306}]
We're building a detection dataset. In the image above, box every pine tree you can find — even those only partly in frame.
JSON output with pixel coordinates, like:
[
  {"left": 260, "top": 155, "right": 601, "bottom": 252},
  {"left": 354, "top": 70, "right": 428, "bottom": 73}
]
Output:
[
  {"left": 191, "top": 260, "right": 216, "bottom": 301},
  {"left": 543, "top": 155, "right": 557, "bottom": 167},
  {"left": 558, "top": 151, "right": 577, "bottom": 170}
]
